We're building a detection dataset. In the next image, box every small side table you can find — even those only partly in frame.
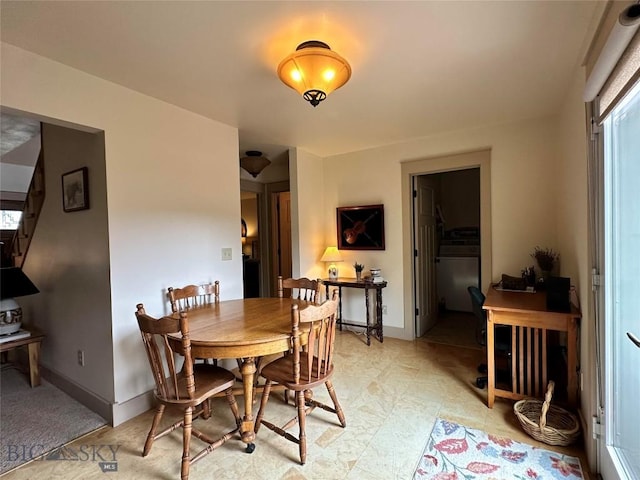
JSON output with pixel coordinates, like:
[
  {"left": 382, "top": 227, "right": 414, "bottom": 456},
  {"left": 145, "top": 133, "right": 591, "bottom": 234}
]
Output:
[
  {"left": 322, "top": 277, "right": 387, "bottom": 346},
  {"left": 0, "top": 329, "right": 45, "bottom": 387}
]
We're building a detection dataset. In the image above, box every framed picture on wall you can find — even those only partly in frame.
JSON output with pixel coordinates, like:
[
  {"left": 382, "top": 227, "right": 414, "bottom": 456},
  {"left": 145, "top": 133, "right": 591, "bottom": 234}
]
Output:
[
  {"left": 61, "top": 167, "right": 89, "bottom": 212},
  {"left": 337, "top": 204, "right": 385, "bottom": 250}
]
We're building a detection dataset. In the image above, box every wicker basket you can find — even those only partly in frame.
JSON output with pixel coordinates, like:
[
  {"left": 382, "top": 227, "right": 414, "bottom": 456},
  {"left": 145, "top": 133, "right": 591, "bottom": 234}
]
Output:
[{"left": 513, "top": 381, "right": 580, "bottom": 446}]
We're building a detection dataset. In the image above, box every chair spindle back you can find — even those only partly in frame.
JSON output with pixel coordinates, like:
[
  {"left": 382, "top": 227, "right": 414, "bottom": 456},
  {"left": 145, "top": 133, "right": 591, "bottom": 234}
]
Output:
[
  {"left": 291, "top": 291, "right": 338, "bottom": 384},
  {"left": 168, "top": 281, "right": 220, "bottom": 312},
  {"left": 277, "top": 276, "right": 322, "bottom": 303},
  {"left": 136, "top": 304, "right": 195, "bottom": 401}
]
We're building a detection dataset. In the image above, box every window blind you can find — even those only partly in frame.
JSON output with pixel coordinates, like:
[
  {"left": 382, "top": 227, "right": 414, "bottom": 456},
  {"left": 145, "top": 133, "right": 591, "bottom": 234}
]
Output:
[
  {"left": 597, "top": 29, "right": 640, "bottom": 122},
  {"left": 583, "top": 2, "right": 640, "bottom": 121}
]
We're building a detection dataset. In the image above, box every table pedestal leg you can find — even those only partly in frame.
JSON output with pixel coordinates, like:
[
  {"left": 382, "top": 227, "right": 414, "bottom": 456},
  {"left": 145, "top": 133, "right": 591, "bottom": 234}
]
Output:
[{"left": 240, "top": 358, "right": 257, "bottom": 452}]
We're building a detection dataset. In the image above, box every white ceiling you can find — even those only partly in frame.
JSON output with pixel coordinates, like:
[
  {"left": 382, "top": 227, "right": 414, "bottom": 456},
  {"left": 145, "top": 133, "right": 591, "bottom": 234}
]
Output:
[{"left": 0, "top": 1, "right": 602, "bottom": 160}]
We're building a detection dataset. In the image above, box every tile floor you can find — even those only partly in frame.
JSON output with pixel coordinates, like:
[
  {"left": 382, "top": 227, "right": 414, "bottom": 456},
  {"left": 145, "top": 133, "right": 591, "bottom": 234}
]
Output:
[{"left": 1, "top": 329, "right": 591, "bottom": 479}]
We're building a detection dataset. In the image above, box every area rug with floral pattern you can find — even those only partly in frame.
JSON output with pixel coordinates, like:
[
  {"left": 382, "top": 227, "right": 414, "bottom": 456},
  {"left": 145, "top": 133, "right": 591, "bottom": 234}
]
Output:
[{"left": 414, "top": 418, "right": 585, "bottom": 480}]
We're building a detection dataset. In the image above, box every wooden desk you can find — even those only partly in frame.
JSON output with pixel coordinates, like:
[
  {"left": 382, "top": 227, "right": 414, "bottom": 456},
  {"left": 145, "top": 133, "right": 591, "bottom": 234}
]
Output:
[
  {"left": 322, "top": 277, "right": 387, "bottom": 346},
  {"left": 0, "top": 329, "right": 45, "bottom": 387},
  {"left": 167, "top": 298, "right": 310, "bottom": 451},
  {"left": 483, "top": 287, "right": 581, "bottom": 408}
]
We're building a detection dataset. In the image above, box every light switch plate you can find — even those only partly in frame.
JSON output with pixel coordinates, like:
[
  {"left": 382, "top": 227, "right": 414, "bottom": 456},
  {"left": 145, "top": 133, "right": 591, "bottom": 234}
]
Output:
[{"left": 221, "top": 248, "right": 232, "bottom": 261}]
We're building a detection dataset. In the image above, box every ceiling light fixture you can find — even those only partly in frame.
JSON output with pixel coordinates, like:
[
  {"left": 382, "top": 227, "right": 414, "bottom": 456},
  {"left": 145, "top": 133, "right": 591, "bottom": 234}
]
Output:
[
  {"left": 277, "top": 40, "right": 351, "bottom": 107},
  {"left": 240, "top": 150, "right": 271, "bottom": 178}
]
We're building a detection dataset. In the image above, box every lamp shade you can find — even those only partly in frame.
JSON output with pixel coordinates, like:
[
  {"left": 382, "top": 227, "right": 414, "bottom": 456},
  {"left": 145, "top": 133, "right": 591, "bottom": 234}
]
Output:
[
  {"left": 0, "top": 267, "right": 39, "bottom": 335},
  {"left": 0, "top": 267, "right": 39, "bottom": 299},
  {"left": 240, "top": 150, "right": 271, "bottom": 178},
  {"left": 320, "top": 246, "right": 343, "bottom": 263},
  {"left": 278, "top": 40, "right": 351, "bottom": 107}
]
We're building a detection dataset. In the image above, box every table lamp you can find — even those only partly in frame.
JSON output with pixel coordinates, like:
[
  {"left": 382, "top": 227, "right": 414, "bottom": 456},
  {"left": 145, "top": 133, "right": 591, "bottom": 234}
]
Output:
[
  {"left": 0, "top": 267, "right": 39, "bottom": 336},
  {"left": 320, "top": 246, "right": 343, "bottom": 280}
]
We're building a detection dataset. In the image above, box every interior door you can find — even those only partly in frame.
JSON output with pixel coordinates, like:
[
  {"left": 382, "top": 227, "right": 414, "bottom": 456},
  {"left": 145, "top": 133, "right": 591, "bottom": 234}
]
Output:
[
  {"left": 600, "top": 79, "right": 640, "bottom": 479},
  {"left": 414, "top": 175, "right": 438, "bottom": 337},
  {"left": 270, "top": 191, "right": 292, "bottom": 293}
]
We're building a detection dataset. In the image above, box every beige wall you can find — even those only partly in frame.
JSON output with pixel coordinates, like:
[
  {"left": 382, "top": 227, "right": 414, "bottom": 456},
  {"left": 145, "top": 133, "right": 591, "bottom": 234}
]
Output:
[
  {"left": 311, "top": 118, "right": 558, "bottom": 333},
  {"left": 289, "top": 148, "right": 326, "bottom": 281},
  {"left": 557, "top": 64, "right": 594, "bottom": 470},
  {"left": 22, "top": 124, "right": 112, "bottom": 405},
  {"left": 2, "top": 43, "right": 242, "bottom": 425}
]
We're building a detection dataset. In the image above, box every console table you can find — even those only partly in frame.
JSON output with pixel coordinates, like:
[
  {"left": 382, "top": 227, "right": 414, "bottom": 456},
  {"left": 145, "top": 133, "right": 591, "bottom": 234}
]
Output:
[
  {"left": 0, "top": 328, "right": 45, "bottom": 387},
  {"left": 483, "top": 287, "right": 580, "bottom": 408},
  {"left": 322, "top": 277, "right": 387, "bottom": 346}
]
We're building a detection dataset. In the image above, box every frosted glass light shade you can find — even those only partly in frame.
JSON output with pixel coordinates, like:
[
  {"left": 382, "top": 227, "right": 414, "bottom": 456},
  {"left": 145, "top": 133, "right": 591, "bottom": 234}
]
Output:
[
  {"left": 278, "top": 41, "right": 351, "bottom": 107},
  {"left": 240, "top": 151, "right": 271, "bottom": 177}
]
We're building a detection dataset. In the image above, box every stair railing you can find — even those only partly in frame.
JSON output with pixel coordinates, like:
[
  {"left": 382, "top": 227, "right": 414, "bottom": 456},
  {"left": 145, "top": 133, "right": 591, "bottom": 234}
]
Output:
[{"left": 11, "top": 149, "right": 45, "bottom": 268}]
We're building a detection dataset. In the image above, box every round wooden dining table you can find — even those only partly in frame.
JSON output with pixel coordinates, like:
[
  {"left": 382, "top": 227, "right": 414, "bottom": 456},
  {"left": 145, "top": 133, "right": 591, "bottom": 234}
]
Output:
[{"left": 167, "top": 297, "right": 310, "bottom": 451}]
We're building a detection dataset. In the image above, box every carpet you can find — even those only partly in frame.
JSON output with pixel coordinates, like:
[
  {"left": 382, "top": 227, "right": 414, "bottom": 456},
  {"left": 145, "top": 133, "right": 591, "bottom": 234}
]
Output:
[
  {"left": 1, "top": 367, "right": 108, "bottom": 474},
  {"left": 414, "top": 418, "right": 585, "bottom": 480}
]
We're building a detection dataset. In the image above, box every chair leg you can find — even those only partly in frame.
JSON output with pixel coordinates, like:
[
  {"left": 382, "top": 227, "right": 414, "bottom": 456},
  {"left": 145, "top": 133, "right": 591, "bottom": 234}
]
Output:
[
  {"left": 143, "top": 404, "right": 165, "bottom": 456},
  {"left": 225, "top": 388, "right": 241, "bottom": 428},
  {"left": 325, "top": 380, "right": 346, "bottom": 427},
  {"left": 296, "top": 390, "right": 307, "bottom": 465},
  {"left": 254, "top": 380, "right": 272, "bottom": 434},
  {"left": 201, "top": 399, "right": 211, "bottom": 419},
  {"left": 181, "top": 406, "right": 193, "bottom": 480}
]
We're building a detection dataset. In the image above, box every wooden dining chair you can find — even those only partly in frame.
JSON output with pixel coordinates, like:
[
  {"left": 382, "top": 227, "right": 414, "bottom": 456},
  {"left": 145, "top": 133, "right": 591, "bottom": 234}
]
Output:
[
  {"left": 260, "top": 276, "right": 323, "bottom": 401},
  {"left": 254, "top": 291, "right": 346, "bottom": 465},
  {"left": 168, "top": 281, "right": 220, "bottom": 312},
  {"left": 277, "top": 275, "right": 322, "bottom": 303},
  {"left": 168, "top": 282, "right": 220, "bottom": 365},
  {"left": 135, "top": 304, "right": 241, "bottom": 480}
]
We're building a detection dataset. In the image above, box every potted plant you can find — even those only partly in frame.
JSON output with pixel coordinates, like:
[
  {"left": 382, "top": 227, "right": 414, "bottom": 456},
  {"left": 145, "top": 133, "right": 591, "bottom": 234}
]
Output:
[
  {"left": 531, "top": 246, "right": 558, "bottom": 282},
  {"left": 354, "top": 262, "right": 364, "bottom": 281}
]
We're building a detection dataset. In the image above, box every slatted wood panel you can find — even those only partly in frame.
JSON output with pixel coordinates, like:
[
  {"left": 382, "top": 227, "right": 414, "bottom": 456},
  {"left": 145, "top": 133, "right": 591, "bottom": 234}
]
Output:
[
  {"left": 511, "top": 326, "right": 548, "bottom": 399},
  {"left": 483, "top": 287, "right": 581, "bottom": 408}
]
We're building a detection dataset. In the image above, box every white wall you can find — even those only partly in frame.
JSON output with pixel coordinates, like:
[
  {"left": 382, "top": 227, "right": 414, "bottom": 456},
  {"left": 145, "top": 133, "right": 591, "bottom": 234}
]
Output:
[
  {"left": 557, "top": 65, "right": 594, "bottom": 470},
  {"left": 2, "top": 43, "right": 243, "bottom": 424},
  {"left": 311, "top": 117, "right": 558, "bottom": 334}
]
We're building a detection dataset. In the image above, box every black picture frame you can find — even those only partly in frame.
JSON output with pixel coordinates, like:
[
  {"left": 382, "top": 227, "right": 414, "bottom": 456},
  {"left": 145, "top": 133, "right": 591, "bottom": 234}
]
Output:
[
  {"left": 337, "top": 204, "right": 385, "bottom": 250},
  {"left": 61, "top": 167, "right": 89, "bottom": 212}
]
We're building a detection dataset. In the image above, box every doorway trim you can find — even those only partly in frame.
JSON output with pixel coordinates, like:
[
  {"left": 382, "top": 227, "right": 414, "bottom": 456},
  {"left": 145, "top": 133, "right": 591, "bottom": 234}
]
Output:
[{"left": 401, "top": 149, "right": 492, "bottom": 340}]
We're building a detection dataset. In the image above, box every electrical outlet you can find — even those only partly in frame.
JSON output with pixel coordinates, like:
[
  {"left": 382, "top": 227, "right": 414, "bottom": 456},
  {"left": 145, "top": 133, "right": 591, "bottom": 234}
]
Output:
[
  {"left": 221, "top": 248, "right": 232, "bottom": 261},
  {"left": 382, "top": 305, "right": 388, "bottom": 315},
  {"left": 77, "top": 350, "right": 85, "bottom": 366}
]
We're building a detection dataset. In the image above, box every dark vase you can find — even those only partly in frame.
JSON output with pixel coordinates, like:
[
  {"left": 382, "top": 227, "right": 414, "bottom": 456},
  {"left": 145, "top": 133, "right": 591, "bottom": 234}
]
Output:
[{"left": 537, "top": 270, "right": 552, "bottom": 290}]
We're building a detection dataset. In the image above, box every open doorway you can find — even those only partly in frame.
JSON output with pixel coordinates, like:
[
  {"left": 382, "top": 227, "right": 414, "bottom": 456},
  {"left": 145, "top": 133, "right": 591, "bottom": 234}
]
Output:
[
  {"left": 241, "top": 191, "right": 260, "bottom": 297},
  {"left": 240, "top": 176, "right": 291, "bottom": 298},
  {"left": 407, "top": 149, "right": 491, "bottom": 348},
  {"left": 414, "top": 168, "right": 481, "bottom": 349}
]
